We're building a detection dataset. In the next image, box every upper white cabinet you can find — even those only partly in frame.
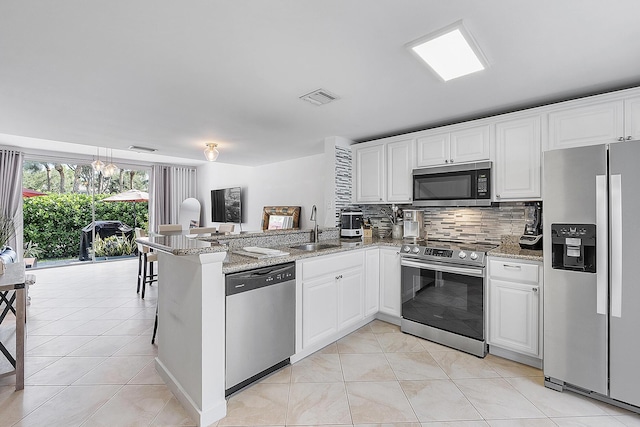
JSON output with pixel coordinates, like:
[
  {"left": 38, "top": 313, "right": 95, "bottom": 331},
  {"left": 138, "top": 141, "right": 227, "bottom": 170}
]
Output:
[
  {"left": 494, "top": 116, "right": 541, "bottom": 200},
  {"left": 547, "top": 100, "right": 623, "bottom": 150},
  {"left": 353, "top": 143, "right": 385, "bottom": 203},
  {"left": 546, "top": 95, "right": 640, "bottom": 151},
  {"left": 352, "top": 138, "right": 414, "bottom": 204},
  {"left": 625, "top": 96, "right": 640, "bottom": 141},
  {"left": 416, "top": 125, "right": 490, "bottom": 167},
  {"left": 387, "top": 139, "right": 414, "bottom": 203}
]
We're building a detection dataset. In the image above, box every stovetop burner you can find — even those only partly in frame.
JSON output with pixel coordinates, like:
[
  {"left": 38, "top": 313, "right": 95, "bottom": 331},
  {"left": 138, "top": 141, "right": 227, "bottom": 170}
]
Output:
[{"left": 400, "top": 239, "right": 498, "bottom": 267}]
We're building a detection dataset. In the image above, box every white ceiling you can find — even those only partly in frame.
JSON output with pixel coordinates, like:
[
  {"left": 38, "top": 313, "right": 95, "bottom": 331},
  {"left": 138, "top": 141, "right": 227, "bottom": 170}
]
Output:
[{"left": 2, "top": 0, "right": 640, "bottom": 166}]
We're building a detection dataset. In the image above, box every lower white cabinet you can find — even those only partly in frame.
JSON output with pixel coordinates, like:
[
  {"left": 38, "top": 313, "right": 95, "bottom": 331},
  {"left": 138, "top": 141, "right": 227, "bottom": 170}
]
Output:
[
  {"left": 298, "top": 250, "right": 366, "bottom": 351},
  {"left": 488, "top": 258, "right": 543, "bottom": 361},
  {"left": 337, "top": 266, "right": 365, "bottom": 331},
  {"left": 364, "top": 248, "right": 380, "bottom": 316},
  {"left": 379, "top": 246, "right": 401, "bottom": 318}
]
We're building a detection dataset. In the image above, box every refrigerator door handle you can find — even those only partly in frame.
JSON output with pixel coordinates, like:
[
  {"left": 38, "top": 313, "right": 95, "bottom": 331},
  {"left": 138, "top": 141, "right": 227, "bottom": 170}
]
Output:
[
  {"left": 611, "top": 173, "right": 623, "bottom": 318},
  {"left": 596, "top": 174, "right": 608, "bottom": 316}
]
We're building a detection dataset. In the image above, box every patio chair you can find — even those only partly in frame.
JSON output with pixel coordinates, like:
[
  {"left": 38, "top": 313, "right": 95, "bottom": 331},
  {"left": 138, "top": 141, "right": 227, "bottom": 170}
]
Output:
[
  {"left": 157, "top": 224, "right": 182, "bottom": 233},
  {"left": 218, "top": 223, "right": 235, "bottom": 233},
  {"left": 135, "top": 228, "right": 157, "bottom": 299},
  {"left": 189, "top": 226, "right": 217, "bottom": 234}
]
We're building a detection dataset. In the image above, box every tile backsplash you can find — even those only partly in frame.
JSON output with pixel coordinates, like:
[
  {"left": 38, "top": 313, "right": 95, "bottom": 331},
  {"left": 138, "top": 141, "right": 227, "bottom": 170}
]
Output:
[{"left": 355, "top": 203, "right": 527, "bottom": 244}]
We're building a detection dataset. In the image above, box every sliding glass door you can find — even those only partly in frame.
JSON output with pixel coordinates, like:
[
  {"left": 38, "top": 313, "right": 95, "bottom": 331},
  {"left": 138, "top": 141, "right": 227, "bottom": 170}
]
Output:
[{"left": 22, "top": 156, "right": 150, "bottom": 267}]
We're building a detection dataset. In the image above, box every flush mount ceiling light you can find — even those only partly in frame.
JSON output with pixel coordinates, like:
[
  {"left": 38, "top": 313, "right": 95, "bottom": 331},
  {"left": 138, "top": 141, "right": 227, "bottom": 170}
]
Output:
[
  {"left": 407, "top": 20, "right": 488, "bottom": 82},
  {"left": 204, "top": 143, "right": 219, "bottom": 161}
]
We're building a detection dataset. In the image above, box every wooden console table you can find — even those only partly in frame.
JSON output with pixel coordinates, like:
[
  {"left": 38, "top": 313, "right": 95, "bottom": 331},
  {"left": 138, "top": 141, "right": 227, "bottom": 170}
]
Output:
[{"left": 0, "top": 262, "right": 25, "bottom": 390}]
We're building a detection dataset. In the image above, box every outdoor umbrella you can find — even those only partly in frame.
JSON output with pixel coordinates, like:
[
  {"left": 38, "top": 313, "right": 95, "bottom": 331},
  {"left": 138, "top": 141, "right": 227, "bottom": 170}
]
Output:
[
  {"left": 101, "top": 189, "right": 149, "bottom": 227},
  {"left": 22, "top": 188, "right": 47, "bottom": 198}
]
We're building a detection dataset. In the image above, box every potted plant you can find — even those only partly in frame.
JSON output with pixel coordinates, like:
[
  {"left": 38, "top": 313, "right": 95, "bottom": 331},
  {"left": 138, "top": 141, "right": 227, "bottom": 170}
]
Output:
[
  {"left": 0, "top": 213, "right": 16, "bottom": 274},
  {"left": 23, "top": 240, "right": 42, "bottom": 268}
]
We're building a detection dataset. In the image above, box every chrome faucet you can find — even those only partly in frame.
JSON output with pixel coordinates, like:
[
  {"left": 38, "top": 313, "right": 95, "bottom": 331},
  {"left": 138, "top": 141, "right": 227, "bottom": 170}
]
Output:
[{"left": 310, "top": 204, "right": 319, "bottom": 243}]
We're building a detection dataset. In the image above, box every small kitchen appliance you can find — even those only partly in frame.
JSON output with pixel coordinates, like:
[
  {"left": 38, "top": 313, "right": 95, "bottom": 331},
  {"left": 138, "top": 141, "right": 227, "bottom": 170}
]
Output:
[
  {"left": 403, "top": 209, "right": 424, "bottom": 241},
  {"left": 399, "top": 239, "right": 496, "bottom": 357},
  {"left": 340, "top": 208, "right": 363, "bottom": 238},
  {"left": 519, "top": 201, "right": 543, "bottom": 250}
]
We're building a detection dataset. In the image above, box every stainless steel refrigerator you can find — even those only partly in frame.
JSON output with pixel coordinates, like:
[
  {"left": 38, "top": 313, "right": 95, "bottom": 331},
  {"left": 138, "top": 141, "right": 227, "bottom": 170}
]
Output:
[{"left": 543, "top": 140, "right": 640, "bottom": 409}]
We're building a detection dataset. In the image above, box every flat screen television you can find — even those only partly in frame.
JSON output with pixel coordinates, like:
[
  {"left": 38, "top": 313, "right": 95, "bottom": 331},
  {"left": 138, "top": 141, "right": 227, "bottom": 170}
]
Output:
[{"left": 211, "top": 187, "right": 242, "bottom": 223}]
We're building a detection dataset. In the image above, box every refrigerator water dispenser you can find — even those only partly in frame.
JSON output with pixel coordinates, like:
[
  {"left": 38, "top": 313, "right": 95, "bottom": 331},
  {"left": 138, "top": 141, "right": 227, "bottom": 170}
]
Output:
[{"left": 551, "top": 223, "right": 596, "bottom": 273}]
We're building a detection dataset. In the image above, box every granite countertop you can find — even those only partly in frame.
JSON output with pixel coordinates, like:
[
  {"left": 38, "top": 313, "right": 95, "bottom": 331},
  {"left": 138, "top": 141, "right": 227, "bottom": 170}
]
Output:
[
  {"left": 136, "top": 230, "right": 404, "bottom": 274},
  {"left": 222, "top": 237, "right": 403, "bottom": 274},
  {"left": 488, "top": 244, "right": 543, "bottom": 262},
  {"left": 137, "top": 233, "right": 228, "bottom": 256}
]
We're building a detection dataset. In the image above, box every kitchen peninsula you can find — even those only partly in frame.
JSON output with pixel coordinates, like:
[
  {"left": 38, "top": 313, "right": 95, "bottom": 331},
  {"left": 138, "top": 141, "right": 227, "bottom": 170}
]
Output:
[{"left": 138, "top": 228, "right": 402, "bottom": 427}]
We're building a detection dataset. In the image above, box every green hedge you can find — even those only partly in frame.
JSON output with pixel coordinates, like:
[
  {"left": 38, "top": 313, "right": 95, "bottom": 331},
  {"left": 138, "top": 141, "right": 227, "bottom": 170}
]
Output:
[{"left": 23, "top": 193, "right": 148, "bottom": 259}]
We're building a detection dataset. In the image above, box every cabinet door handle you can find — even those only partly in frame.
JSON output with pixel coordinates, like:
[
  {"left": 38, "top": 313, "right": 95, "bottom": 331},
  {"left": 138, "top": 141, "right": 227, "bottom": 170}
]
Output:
[
  {"left": 335, "top": 274, "right": 343, "bottom": 280},
  {"left": 503, "top": 264, "right": 521, "bottom": 270},
  {"left": 450, "top": 159, "right": 454, "bottom": 163},
  {"left": 618, "top": 137, "right": 625, "bottom": 141},
  {"left": 445, "top": 159, "right": 449, "bottom": 163},
  {"left": 627, "top": 136, "right": 633, "bottom": 140},
  {"left": 532, "top": 287, "right": 538, "bottom": 292}
]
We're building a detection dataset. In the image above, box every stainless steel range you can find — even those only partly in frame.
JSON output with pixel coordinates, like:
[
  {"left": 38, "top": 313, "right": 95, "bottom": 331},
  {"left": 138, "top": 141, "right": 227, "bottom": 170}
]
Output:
[{"left": 399, "top": 240, "right": 496, "bottom": 357}]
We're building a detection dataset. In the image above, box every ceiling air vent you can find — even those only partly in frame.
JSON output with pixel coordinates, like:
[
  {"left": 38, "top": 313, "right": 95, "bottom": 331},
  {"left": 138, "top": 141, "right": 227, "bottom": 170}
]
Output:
[
  {"left": 128, "top": 145, "right": 158, "bottom": 153},
  {"left": 299, "top": 89, "right": 339, "bottom": 106}
]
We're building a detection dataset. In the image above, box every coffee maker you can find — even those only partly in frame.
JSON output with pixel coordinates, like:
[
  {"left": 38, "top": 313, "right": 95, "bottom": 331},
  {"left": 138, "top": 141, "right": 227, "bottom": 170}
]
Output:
[
  {"left": 340, "top": 208, "right": 364, "bottom": 238},
  {"left": 403, "top": 210, "right": 424, "bottom": 241},
  {"left": 519, "top": 202, "right": 543, "bottom": 249}
]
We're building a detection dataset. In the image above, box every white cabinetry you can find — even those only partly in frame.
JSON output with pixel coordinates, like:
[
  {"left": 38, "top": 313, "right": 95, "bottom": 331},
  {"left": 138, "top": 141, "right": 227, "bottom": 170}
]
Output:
[
  {"left": 488, "top": 258, "right": 543, "bottom": 365},
  {"left": 416, "top": 125, "right": 489, "bottom": 167},
  {"left": 378, "top": 246, "right": 401, "bottom": 320},
  {"left": 387, "top": 139, "right": 414, "bottom": 203},
  {"left": 494, "top": 116, "right": 541, "bottom": 200},
  {"left": 364, "top": 248, "right": 380, "bottom": 317},
  {"left": 547, "top": 96, "right": 640, "bottom": 151},
  {"left": 353, "top": 138, "right": 414, "bottom": 204},
  {"left": 297, "top": 250, "right": 368, "bottom": 356},
  {"left": 353, "top": 143, "right": 385, "bottom": 203}
]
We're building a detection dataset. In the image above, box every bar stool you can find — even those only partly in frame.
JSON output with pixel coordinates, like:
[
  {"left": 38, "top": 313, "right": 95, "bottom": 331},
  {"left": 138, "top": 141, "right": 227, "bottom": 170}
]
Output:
[{"left": 135, "top": 228, "right": 157, "bottom": 299}]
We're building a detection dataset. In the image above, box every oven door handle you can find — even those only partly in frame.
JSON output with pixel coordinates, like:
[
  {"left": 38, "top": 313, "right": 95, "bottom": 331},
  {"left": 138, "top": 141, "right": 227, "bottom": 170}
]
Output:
[{"left": 400, "top": 259, "right": 484, "bottom": 277}]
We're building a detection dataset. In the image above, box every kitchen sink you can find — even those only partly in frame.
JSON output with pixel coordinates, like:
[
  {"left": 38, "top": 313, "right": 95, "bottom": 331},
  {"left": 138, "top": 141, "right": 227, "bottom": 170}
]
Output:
[{"left": 289, "top": 243, "right": 341, "bottom": 251}]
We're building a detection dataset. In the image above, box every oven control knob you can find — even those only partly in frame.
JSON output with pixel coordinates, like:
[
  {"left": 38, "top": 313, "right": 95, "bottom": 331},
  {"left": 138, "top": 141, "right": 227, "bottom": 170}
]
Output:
[
  {"left": 403, "top": 246, "right": 411, "bottom": 253},
  {"left": 458, "top": 251, "right": 467, "bottom": 259},
  {"left": 412, "top": 247, "right": 421, "bottom": 254},
  {"left": 470, "top": 252, "right": 478, "bottom": 260}
]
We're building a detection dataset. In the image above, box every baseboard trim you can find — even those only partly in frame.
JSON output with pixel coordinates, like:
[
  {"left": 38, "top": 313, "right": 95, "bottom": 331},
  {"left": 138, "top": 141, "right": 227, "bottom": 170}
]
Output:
[
  {"left": 291, "top": 315, "right": 376, "bottom": 363},
  {"left": 488, "top": 345, "right": 542, "bottom": 369},
  {"left": 155, "top": 357, "right": 226, "bottom": 426}
]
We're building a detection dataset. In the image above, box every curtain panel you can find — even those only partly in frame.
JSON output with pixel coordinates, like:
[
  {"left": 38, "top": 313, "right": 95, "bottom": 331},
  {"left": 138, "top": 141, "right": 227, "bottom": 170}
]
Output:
[
  {"left": 0, "top": 148, "right": 24, "bottom": 257},
  {"left": 149, "top": 165, "right": 197, "bottom": 232}
]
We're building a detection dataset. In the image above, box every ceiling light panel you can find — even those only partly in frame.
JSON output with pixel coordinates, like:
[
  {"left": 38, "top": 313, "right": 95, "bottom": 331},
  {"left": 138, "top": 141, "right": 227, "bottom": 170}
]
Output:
[{"left": 408, "top": 21, "right": 488, "bottom": 82}]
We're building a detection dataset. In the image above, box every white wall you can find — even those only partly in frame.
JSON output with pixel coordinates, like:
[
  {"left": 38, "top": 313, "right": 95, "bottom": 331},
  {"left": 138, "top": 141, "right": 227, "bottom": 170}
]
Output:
[
  {"left": 196, "top": 153, "right": 325, "bottom": 231},
  {"left": 196, "top": 161, "right": 252, "bottom": 229}
]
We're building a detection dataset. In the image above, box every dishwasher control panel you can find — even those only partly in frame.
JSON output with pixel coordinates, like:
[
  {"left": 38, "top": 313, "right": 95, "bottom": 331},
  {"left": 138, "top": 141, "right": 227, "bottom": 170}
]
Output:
[{"left": 225, "top": 262, "right": 296, "bottom": 296}]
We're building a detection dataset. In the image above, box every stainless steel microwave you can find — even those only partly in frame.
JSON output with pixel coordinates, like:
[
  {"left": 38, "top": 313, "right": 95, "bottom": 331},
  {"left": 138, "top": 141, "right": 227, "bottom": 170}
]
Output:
[{"left": 412, "top": 161, "right": 492, "bottom": 207}]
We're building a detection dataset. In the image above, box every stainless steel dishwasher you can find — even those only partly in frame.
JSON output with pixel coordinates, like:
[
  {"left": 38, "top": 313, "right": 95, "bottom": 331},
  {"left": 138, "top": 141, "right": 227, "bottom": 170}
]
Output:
[{"left": 225, "top": 262, "right": 295, "bottom": 396}]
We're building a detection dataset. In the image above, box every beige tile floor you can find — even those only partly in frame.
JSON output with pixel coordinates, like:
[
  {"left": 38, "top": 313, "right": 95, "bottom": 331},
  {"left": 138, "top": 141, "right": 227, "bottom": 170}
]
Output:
[{"left": 1, "top": 259, "right": 640, "bottom": 426}]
